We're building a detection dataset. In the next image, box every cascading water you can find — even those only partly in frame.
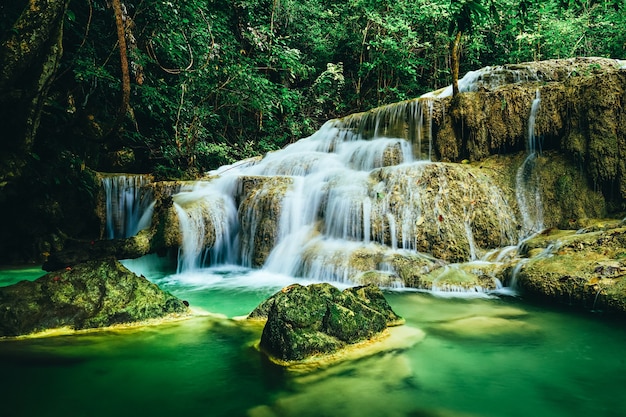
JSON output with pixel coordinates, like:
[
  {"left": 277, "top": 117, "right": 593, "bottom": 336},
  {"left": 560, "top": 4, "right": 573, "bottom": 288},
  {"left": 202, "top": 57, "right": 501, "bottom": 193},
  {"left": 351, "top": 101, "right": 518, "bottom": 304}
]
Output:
[
  {"left": 515, "top": 89, "right": 544, "bottom": 238},
  {"left": 420, "top": 64, "right": 544, "bottom": 99},
  {"left": 335, "top": 98, "right": 436, "bottom": 160},
  {"left": 161, "top": 96, "right": 520, "bottom": 293},
  {"left": 102, "top": 174, "right": 154, "bottom": 239},
  {"left": 126, "top": 64, "right": 586, "bottom": 292},
  {"left": 172, "top": 179, "right": 239, "bottom": 273}
]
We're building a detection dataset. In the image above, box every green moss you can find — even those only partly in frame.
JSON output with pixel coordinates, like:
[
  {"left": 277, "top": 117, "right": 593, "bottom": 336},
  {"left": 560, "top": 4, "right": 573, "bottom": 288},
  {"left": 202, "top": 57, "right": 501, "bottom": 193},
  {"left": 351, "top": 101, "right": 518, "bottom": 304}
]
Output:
[{"left": 252, "top": 283, "right": 402, "bottom": 362}]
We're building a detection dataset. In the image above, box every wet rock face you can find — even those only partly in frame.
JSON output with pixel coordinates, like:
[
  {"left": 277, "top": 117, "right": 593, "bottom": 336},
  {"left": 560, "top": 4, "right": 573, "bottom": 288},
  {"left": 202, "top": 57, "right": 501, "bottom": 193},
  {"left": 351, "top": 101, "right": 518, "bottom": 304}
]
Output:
[
  {"left": 370, "top": 162, "right": 519, "bottom": 262},
  {"left": 0, "top": 258, "right": 189, "bottom": 337},
  {"left": 515, "top": 222, "right": 626, "bottom": 313},
  {"left": 248, "top": 283, "right": 403, "bottom": 362},
  {"left": 432, "top": 58, "right": 626, "bottom": 202},
  {"left": 238, "top": 176, "right": 293, "bottom": 267}
]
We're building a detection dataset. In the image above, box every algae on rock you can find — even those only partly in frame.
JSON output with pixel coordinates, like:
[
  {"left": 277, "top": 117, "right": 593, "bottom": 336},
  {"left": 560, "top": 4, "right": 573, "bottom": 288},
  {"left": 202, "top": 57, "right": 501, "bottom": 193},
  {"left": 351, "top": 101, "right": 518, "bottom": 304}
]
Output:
[
  {"left": 248, "top": 283, "right": 403, "bottom": 363},
  {"left": 514, "top": 223, "right": 626, "bottom": 313},
  {"left": 0, "top": 258, "right": 189, "bottom": 337}
]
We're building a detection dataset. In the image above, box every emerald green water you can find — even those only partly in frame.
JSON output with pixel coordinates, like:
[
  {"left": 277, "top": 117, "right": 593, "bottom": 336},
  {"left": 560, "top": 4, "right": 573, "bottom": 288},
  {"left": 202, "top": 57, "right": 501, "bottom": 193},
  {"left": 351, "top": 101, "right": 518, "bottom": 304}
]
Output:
[{"left": 2, "top": 262, "right": 625, "bottom": 417}]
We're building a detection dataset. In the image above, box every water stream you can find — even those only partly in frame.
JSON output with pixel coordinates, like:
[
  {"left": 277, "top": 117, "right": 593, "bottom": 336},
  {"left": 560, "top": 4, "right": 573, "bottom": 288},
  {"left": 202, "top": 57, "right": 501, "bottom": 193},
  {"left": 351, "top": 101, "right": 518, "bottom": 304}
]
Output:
[
  {"left": 102, "top": 174, "right": 154, "bottom": 239},
  {"left": 1, "top": 265, "right": 625, "bottom": 417},
  {"left": 515, "top": 90, "right": 544, "bottom": 238}
]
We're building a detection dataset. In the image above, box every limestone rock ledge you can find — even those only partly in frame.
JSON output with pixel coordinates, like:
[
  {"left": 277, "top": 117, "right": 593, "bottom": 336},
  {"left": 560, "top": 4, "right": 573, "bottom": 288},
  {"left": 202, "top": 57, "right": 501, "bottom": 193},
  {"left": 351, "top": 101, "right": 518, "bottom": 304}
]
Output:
[
  {"left": 248, "top": 283, "right": 405, "bottom": 364},
  {"left": 515, "top": 220, "right": 626, "bottom": 313},
  {"left": 0, "top": 258, "right": 189, "bottom": 337}
]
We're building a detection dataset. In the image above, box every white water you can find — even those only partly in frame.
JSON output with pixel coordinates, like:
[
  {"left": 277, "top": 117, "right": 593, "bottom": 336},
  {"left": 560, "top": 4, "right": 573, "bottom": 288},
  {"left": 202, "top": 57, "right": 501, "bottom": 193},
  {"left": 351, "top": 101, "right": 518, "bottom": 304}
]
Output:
[
  {"left": 102, "top": 174, "right": 153, "bottom": 239},
  {"left": 152, "top": 122, "right": 519, "bottom": 295},
  {"left": 172, "top": 179, "right": 239, "bottom": 272},
  {"left": 334, "top": 98, "right": 436, "bottom": 160},
  {"left": 515, "top": 90, "right": 544, "bottom": 238},
  {"left": 107, "top": 65, "right": 564, "bottom": 294},
  {"left": 420, "top": 65, "right": 543, "bottom": 99}
]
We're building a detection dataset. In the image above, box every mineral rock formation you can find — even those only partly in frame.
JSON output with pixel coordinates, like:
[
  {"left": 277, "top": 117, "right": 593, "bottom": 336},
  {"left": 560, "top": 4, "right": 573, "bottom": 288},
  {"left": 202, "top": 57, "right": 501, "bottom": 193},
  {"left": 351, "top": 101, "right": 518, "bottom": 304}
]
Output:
[{"left": 515, "top": 220, "right": 626, "bottom": 313}]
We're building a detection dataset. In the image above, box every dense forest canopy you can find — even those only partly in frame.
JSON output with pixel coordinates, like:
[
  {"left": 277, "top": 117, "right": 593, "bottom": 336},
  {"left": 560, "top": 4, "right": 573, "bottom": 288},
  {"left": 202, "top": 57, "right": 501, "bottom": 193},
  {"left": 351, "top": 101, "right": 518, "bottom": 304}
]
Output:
[
  {"left": 1, "top": 0, "right": 624, "bottom": 177},
  {"left": 0, "top": 0, "right": 624, "bottom": 263}
]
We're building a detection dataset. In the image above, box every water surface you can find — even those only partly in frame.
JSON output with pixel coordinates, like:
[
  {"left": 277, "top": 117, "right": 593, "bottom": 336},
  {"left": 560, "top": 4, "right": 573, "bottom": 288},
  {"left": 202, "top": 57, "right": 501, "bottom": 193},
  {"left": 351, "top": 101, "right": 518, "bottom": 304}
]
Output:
[{"left": 1, "top": 264, "right": 625, "bottom": 417}]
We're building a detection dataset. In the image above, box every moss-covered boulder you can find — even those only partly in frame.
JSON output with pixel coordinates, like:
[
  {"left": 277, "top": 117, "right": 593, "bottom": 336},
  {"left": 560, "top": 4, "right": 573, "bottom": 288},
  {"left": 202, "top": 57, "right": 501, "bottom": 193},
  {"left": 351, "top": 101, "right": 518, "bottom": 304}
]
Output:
[
  {"left": 0, "top": 258, "right": 189, "bottom": 337},
  {"left": 382, "top": 251, "right": 446, "bottom": 287},
  {"left": 515, "top": 222, "right": 626, "bottom": 313},
  {"left": 248, "top": 283, "right": 403, "bottom": 363}
]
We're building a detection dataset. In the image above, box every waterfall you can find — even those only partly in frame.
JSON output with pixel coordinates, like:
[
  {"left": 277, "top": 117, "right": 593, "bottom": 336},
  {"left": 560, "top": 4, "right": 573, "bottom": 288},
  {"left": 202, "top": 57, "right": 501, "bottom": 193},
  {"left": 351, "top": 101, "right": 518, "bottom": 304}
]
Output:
[
  {"left": 102, "top": 174, "right": 153, "bottom": 239},
  {"left": 160, "top": 66, "right": 542, "bottom": 292},
  {"left": 421, "top": 69, "right": 485, "bottom": 98},
  {"left": 527, "top": 90, "right": 542, "bottom": 155},
  {"left": 166, "top": 117, "right": 519, "bottom": 288},
  {"left": 174, "top": 201, "right": 209, "bottom": 272},
  {"left": 173, "top": 180, "right": 239, "bottom": 272},
  {"left": 515, "top": 90, "right": 544, "bottom": 238},
  {"left": 333, "top": 98, "right": 435, "bottom": 161},
  {"left": 420, "top": 65, "right": 544, "bottom": 99}
]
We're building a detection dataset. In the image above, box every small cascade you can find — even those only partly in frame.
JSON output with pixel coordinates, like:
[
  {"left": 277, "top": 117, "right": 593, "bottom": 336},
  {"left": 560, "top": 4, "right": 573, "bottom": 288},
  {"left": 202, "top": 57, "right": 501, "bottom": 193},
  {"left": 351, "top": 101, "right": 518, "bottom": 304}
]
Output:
[
  {"left": 332, "top": 98, "right": 436, "bottom": 160},
  {"left": 174, "top": 201, "right": 209, "bottom": 272},
  {"left": 420, "top": 65, "right": 543, "bottom": 99},
  {"left": 322, "top": 171, "right": 373, "bottom": 242},
  {"left": 515, "top": 90, "right": 544, "bottom": 238},
  {"left": 173, "top": 180, "right": 239, "bottom": 273},
  {"left": 421, "top": 69, "right": 485, "bottom": 98},
  {"left": 102, "top": 174, "right": 153, "bottom": 239},
  {"left": 527, "top": 90, "right": 542, "bottom": 155},
  {"left": 508, "top": 242, "right": 558, "bottom": 290},
  {"left": 298, "top": 238, "right": 377, "bottom": 283}
]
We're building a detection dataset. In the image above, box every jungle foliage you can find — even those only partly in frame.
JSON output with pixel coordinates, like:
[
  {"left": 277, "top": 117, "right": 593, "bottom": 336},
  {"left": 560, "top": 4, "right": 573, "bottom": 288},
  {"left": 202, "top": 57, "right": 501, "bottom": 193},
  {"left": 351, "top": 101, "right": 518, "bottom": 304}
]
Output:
[{"left": 4, "top": 0, "right": 626, "bottom": 178}]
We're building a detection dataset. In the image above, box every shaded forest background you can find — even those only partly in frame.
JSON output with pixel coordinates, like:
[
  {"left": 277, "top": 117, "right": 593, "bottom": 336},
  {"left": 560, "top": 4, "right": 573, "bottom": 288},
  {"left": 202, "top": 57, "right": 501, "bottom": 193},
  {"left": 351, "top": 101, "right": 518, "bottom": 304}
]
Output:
[{"left": 0, "top": 0, "right": 624, "bottom": 263}]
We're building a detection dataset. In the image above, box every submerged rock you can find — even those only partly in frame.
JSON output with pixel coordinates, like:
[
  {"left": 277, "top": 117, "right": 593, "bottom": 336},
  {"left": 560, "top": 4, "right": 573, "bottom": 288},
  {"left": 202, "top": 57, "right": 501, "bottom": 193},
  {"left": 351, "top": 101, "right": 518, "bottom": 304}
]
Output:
[
  {"left": 0, "top": 258, "right": 189, "bottom": 337},
  {"left": 248, "top": 283, "right": 404, "bottom": 363}
]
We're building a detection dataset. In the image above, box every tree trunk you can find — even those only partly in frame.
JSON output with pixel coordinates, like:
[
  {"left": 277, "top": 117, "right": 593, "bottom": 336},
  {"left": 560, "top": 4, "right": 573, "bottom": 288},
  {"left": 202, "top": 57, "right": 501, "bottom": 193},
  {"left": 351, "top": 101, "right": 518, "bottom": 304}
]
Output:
[
  {"left": 112, "top": 0, "right": 131, "bottom": 118},
  {"left": 0, "top": 0, "right": 69, "bottom": 188},
  {"left": 451, "top": 30, "right": 463, "bottom": 97}
]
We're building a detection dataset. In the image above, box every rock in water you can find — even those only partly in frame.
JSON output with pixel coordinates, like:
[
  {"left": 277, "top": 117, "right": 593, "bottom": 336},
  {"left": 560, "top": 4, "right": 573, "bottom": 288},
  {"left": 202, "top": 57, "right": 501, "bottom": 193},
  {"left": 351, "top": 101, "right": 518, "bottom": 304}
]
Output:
[
  {"left": 248, "top": 283, "right": 404, "bottom": 362},
  {"left": 0, "top": 258, "right": 189, "bottom": 337},
  {"left": 515, "top": 223, "right": 626, "bottom": 313}
]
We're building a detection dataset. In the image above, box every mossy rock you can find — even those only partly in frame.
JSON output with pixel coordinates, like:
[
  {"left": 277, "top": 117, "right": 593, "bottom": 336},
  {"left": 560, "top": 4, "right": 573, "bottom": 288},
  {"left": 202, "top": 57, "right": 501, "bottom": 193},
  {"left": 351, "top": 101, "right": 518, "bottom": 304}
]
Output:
[
  {"left": 248, "top": 283, "right": 403, "bottom": 362},
  {"left": 0, "top": 258, "right": 189, "bottom": 337},
  {"left": 419, "top": 264, "right": 500, "bottom": 292},
  {"left": 238, "top": 176, "right": 293, "bottom": 267},
  {"left": 516, "top": 225, "right": 626, "bottom": 313},
  {"left": 369, "top": 162, "right": 519, "bottom": 262}
]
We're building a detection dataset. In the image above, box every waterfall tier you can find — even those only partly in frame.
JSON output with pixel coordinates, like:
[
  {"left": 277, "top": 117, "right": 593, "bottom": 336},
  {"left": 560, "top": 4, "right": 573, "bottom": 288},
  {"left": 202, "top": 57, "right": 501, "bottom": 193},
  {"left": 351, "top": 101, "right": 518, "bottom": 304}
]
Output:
[
  {"left": 100, "top": 58, "right": 620, "bottom": 293},
  {"left": 159, "top": 127, "right": 521, "bottom": 291},
  {"left": 101, "top": 174, "right": 154, "bottom": 239}
]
